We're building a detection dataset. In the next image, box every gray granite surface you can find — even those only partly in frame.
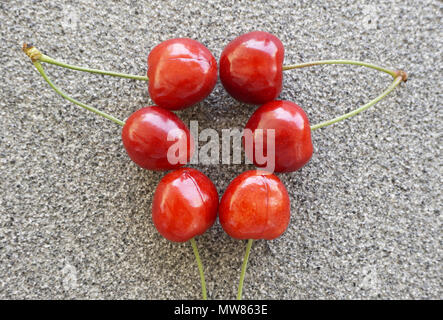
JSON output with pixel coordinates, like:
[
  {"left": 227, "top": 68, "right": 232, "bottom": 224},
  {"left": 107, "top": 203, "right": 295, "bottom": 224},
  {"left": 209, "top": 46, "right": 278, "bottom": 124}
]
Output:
[{"left": 0, "top": 0, "right": 441, "bottom": 299}]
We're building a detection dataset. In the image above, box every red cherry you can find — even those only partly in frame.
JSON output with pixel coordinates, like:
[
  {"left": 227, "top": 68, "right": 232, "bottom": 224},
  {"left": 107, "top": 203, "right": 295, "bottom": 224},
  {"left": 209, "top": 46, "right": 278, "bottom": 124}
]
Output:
[
  {"left": 122, "top": 106, "right": 193, "bottom": 171},
  {"left": 244, "top": 100, "right": 313, "bottom": 173},
  {"left": 219, "top": 31, "right": 284, "bottom": 105},
  {"left": 219, "top": 170, "right": 290, "bottom": 240},
  {"left": 147, "top": 38, "right": 218, "bottom": 110},
  {"left": 152, "top": 168, "right": 219, "bottom": 242}
]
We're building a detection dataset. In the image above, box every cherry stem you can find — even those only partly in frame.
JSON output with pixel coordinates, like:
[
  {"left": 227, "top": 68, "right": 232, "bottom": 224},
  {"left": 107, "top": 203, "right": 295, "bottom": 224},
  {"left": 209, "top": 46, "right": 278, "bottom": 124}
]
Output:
[
  {"left": 310, "top": 76, "right": 403, "bottom": 131},
  {"left": 190, "top": 238, "right": 207, "bottom": 300},
  {"left": 283, "top": 60, "right": 407, "bottom": 130},
  {"left": 237, "top": 239, "right": 253, "bottom": 300},
  {"left": 23, "top": 44, "right": 149, "bottom": 81},
  {"left": 30, "top": 61, "right": 125, "bottom": 126},
  {"left": 283, "top": 60, "right": 397, "bottom": 77}
]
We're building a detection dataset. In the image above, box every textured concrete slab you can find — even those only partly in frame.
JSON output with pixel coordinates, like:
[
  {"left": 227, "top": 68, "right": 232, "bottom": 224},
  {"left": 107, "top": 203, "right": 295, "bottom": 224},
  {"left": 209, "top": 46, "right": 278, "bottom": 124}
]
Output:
[{"left": 0, "top": 0, "right": 441, "bottom": 299}]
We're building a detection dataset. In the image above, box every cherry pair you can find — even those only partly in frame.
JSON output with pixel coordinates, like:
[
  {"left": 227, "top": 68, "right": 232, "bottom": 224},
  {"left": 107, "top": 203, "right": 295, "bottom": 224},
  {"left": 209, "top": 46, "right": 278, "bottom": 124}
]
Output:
[
  {"left": 152, "top": 167, "right": 290, "bottom": 300},
  {"left": 153, "top": 168, "right": 290, "bottom": 242},
  {"left": 221, "top": 32, "right": 311, "bottom": 172},
  {"left": 122, "top": 38, "right": 217, "bottom": 170}
]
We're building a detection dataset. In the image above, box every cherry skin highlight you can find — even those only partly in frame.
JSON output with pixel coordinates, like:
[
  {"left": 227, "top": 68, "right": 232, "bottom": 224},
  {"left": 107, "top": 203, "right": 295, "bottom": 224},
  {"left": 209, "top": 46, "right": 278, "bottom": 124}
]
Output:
[
  {"left": 147, "top": 38, "right": 218, "bottom": 110},
  {"left": 244, "top": 100, "right": 313, "bottom": 173},
  {"left": 219, "top": 31, "right": 284, "bottom": 105},
  {"left": 152, "top": 168, "right": 219, "bottom": 242},
  {"left": 219, "top": 170, "right": 290, "bottom": 240},
  {"left": 122, "top": 106, "right": 193, "bottom": 171}
]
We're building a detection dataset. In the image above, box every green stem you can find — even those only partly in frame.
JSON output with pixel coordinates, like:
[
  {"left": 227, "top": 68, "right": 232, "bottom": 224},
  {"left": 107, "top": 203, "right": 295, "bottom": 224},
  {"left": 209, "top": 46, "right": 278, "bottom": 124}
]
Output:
[
  {"left": 283, "top": 60, "right": 406, "bottom": 130},
  {"left": 237, "top": 239, "right": 253, "bottom": 300},
  {"left": 310, "top": 76, "right": 403, "bottom": 131},
  {"left": 190, "top": 238, "right": 207, "bottom": 300},
  {"left": 39, "top": 54, "right": 149, "bottom": 81},
  {"left": 22, "top": 43, "right": 148, "bottom": 81},
  {"left": 283, "top": 59, "right": 397, "bottom": 77},
  {"left": 32, "top": 61, "right": 125, "bottom": 126}
]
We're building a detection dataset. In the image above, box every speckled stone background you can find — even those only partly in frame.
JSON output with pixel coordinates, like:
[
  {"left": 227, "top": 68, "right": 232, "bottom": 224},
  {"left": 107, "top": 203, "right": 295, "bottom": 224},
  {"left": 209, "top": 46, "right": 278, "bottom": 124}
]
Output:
[{"left": 0, "top": 0, "right": 441, "bottom": 299}]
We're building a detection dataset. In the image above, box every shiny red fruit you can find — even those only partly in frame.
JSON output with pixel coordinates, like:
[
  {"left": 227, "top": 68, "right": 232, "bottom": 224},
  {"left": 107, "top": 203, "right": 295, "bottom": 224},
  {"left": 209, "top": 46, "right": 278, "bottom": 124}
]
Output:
[
  {"left": 122, "top": 106, "right": 193, "bottom": 171},
  {"left": 219, "top": 31, "right": 284, "bottom": 105},
  {"left": 244, "top": 100, "right": 313, "bottom": 173},
  {"left": 147, "top": 38, "right": 218, "bottom": 110},
  {"left": 152, "top": 168, "right": 219, "bottom": 242},
  {"left": 219, "top": 170, "right": 290, "bottom": 240}
]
